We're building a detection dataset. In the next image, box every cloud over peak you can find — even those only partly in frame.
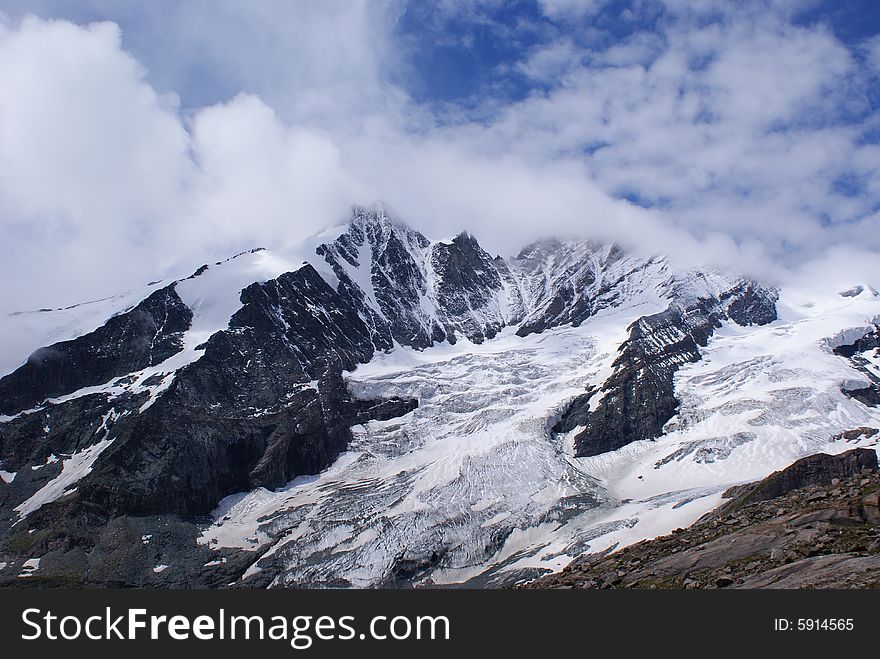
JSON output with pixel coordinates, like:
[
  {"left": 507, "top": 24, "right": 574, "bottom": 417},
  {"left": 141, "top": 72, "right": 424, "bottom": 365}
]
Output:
[{"left": 0, "top": 2, "right": 878, "bottom": 315}]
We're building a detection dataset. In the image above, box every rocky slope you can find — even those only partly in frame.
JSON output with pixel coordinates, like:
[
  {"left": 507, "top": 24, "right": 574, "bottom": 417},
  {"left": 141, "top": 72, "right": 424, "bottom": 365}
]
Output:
[
  {"left": 525, "top": 447, "right": 880, "bottom": 589},
  {"left": 0, "top": 285, "right": 192, "bottom": 416},
  {"left": 553, "top": 282, "right": 777, "bottom": 457},
  {"left": 834, "top": 324, "right": 880, "bottom": 407},
  {"left": 0, "top": 205, "right": 877, "bottom": 587}
]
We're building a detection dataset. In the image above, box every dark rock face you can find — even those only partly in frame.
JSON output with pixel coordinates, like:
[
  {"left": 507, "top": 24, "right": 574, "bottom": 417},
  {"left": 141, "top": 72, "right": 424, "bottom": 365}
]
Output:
[
  {"left": 0, "top": 504, "right": 257, "bottom": 588},
  {"left": 0, "top": 286, "right": 191, "bottom": 415},
  {"left": 833, "top": 325, "right": 880, "bottom": 407},
  {"left": 0, "top": 213, "right": 445, "bottom": 540},
  {"left": 0, "top": 241, "right": 425, "bottom": 531},
  {"left": 557, "top": 307, "right": 709, "bottom": 457},
  {"left": 73, "top": 260, "right": 419, "bottom": 517},
  {"left": 0, "top": 392, "right": 145, "bottom": 526},
  {"left": 555, "top": 284, "right": 778, "bottom": 457},
  {"left": 317, "top": 208, "right": 511, "bottom": 348},
  {"left": 844, "top": 386, "right": 880, "bottom": 407},
  {"left": 77, "top": 369, "right": 358, "bottom": 517},
  {"left": 0, "top": 394, "right": 122, "bottom": 474},
  {"left": 723, "top": 282, "right": 779, "bottom": 326},
  {"left": 720, "top": 448, "right": 878, "bottom": 511},
  {"left": 354, "top": 396, "right": 419, "bottom": 424},
  {"left": 833, "top": 325, "right": 880, "bottom": 358},
  {"left": 317, "top": 208, "right": 444, "bottom": 350},
  {"left": 430, "top": 233, "right": 505, "bottom": 343},
  {"left": 832, "top": 427, "right": 879, "bottom": 442},
  {"left": 220, "top": 263, "right": 378, "bottom": 401}
]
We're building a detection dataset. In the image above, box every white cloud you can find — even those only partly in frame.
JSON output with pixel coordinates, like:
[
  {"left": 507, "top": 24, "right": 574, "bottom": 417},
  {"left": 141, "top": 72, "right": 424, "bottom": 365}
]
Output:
[
  {"left": 470, "top": 11, "right": 879, "bottom": 274},
  {"left": 0, "top": 2, "right": 878, "bottom": 331},
  {"left": 183, "top": 94, "right": 360, "bottom": 254},
  {"left": 0, "top": 11, "right": 394, "bottom": 313},
  {"left": 589, "top": 32, "right": 666, "bottom": 68},
  {"left": 537, "top": 0, "right": 607, "bottom": 19},
  {"left": 0, "top": 16, "right": 192, "bottom": 309},
  {"left": 2, "top": 0, "right": 401, "bottom": 124},
  {"left": 519, "top": 38, "right": 582, "bottom": 81},
  {"left": 0, "top": 18, "right": 190, "bottom": 224},
  {"left": 865, "top": 34, "right": 880, "bottom": 72}
]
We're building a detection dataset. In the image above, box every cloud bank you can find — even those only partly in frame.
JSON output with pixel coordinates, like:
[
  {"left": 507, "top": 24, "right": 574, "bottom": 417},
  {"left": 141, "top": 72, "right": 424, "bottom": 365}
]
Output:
[{"left": 1, "top": 1, "right": 879, "bottom": 317}]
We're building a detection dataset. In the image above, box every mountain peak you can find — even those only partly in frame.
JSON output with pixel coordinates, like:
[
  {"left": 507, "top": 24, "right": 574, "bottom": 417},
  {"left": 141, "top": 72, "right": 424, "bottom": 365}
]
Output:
[
  {"left": 12, "top": 203, "right": 868, "bottom": 593},
  {"left": 349, "top": 202, "right": 394, "bottom": 229}
]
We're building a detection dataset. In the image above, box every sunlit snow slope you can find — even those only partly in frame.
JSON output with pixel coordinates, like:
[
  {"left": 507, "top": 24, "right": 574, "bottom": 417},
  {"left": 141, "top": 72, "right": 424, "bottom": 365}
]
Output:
[
  {"left": 3, "top": 207, "right": 879, "bottom": 588},
  {"left": 200, "top": 275, "right": 880, "bottom": 587}
]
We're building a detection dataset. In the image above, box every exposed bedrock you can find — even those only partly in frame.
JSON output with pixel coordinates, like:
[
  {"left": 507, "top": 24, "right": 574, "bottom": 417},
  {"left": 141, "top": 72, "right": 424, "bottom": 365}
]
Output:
[
  {"left": 554, "top": 283, "right": 779, "bottom": 457},
  {"left": 833, "top": 324, "right": 880, "bottom": 407},
  {"left": 0, "top": 257, "right": 420, "bottom": 523},
  {"left": 713, "top": 447, "right": 879, "bottom": 515},
  {"left": 0, "top": 286, "right": 192, "bottom": 416}
]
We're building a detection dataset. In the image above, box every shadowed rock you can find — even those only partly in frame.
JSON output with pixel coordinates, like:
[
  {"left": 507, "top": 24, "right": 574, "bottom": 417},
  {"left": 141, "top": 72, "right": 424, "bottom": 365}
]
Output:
[
  {"left": 0, "top": 286, "right": 191, "bottom": 416},
  {"left": 555, "top": 283, "right": 778, "bottom": 457},
  {"left": 715, "top": 447, "right": 878, "bottom": 515}
]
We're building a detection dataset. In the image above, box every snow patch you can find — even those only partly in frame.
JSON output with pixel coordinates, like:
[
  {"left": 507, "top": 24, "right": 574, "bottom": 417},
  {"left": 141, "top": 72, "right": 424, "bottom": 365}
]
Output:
[
  {"left": 14, "top": 437, "right": 115, "bottom": 519},
  {"left": 18, "top": 557, "right": 41, "bottom": 578}
]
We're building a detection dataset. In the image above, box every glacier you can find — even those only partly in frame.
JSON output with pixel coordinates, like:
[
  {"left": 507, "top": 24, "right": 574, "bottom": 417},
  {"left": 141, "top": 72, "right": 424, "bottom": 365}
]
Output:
[
  {"left": 199, "top": 270, "right": 880, "bottom": 587},
  {"left": 1, "top": 207, "right": 879, "bottom": 588}
]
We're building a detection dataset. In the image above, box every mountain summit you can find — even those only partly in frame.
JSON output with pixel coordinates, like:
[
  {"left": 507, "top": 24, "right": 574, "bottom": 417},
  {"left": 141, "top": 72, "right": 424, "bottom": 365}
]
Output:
[{"left": 0, "top": 207, "right": 877, "bottom": 587}]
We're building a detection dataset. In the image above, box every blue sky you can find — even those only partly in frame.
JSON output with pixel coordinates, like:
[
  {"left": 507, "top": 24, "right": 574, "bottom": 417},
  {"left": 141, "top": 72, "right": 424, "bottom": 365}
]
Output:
[
  {"left": 7, "top": 1, "right": 880, "bottom": 116},
  {"left": 1, "top": 1, "right": 880, "bottom": 312},
  {"left": 394, "top": 1, "right": 880, "bottom": 116}
]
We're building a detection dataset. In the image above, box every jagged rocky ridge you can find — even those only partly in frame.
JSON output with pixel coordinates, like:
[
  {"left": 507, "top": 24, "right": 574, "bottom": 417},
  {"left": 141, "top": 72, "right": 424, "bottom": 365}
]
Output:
[
  {"left": 0, "top": 206, "right": 866, "bottom": 588},
  {"left": 0, "top": 286, "right": 192, "bottom": 416},
  {"left": 554, "top": 283, "right": 778, "bottom": 457},
  {"left": 834, "top": 324, "right": 880, "bottom": 407}
]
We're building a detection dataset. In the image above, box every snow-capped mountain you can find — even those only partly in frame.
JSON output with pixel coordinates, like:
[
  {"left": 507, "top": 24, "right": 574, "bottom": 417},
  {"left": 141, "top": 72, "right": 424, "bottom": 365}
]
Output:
[{"left": 0, "top": 206, "right": 878, "bottom": 587}]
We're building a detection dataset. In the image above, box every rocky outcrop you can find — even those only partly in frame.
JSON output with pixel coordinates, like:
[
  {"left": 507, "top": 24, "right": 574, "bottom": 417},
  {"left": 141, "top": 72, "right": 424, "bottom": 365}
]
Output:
[
  {"left": 554, "top": 283, "right": 778, "bottom": 457},
  {"left": 722, "top": 282, "right": 779, "bottom": 326},
  {"left": 316, "top": 208, "right": 514, "bottom": 348},
  {"left": 430, "top": 232, "right": 506, "bottom": 344},
  {"left": 69, "top": 257, "right": 421, "bottom": 517},
  {"left": 844, "top": 386, "right": 880, "bottom": 407},
  {"left": 0, "top": 506, "right": 257, "bottom": 588},
  {"left": 833, "top": 325, "right": 880, "bottom": 407},
  {"left": 0, "top": 243, "right": 423, "bottom": 526},
  {"left": 524, "top": 447, "right": 880, "bottom": 590},
  {"left": 833, "top": 325, "right": 880, "bottom": 358},
  {"left": 77, "top": 369, "right": 354, "bottom": 516},
  {"left": 0, "top": 286, "right": 191, "bottom": 415},
  {"left": 555, "top": 306, "right": 709, "bottom": 457},
  {"left": 317, "top": 208, "right": 441, "bottom": 350},
  {"left": 354, "top": 396, "right": 419, "bottom": 424},
  {"left": 714, "top": 448, "right": 878, "bottom": 515},
  {"left": 510, "top": 241, "right": 635, "bottom": 337}
]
